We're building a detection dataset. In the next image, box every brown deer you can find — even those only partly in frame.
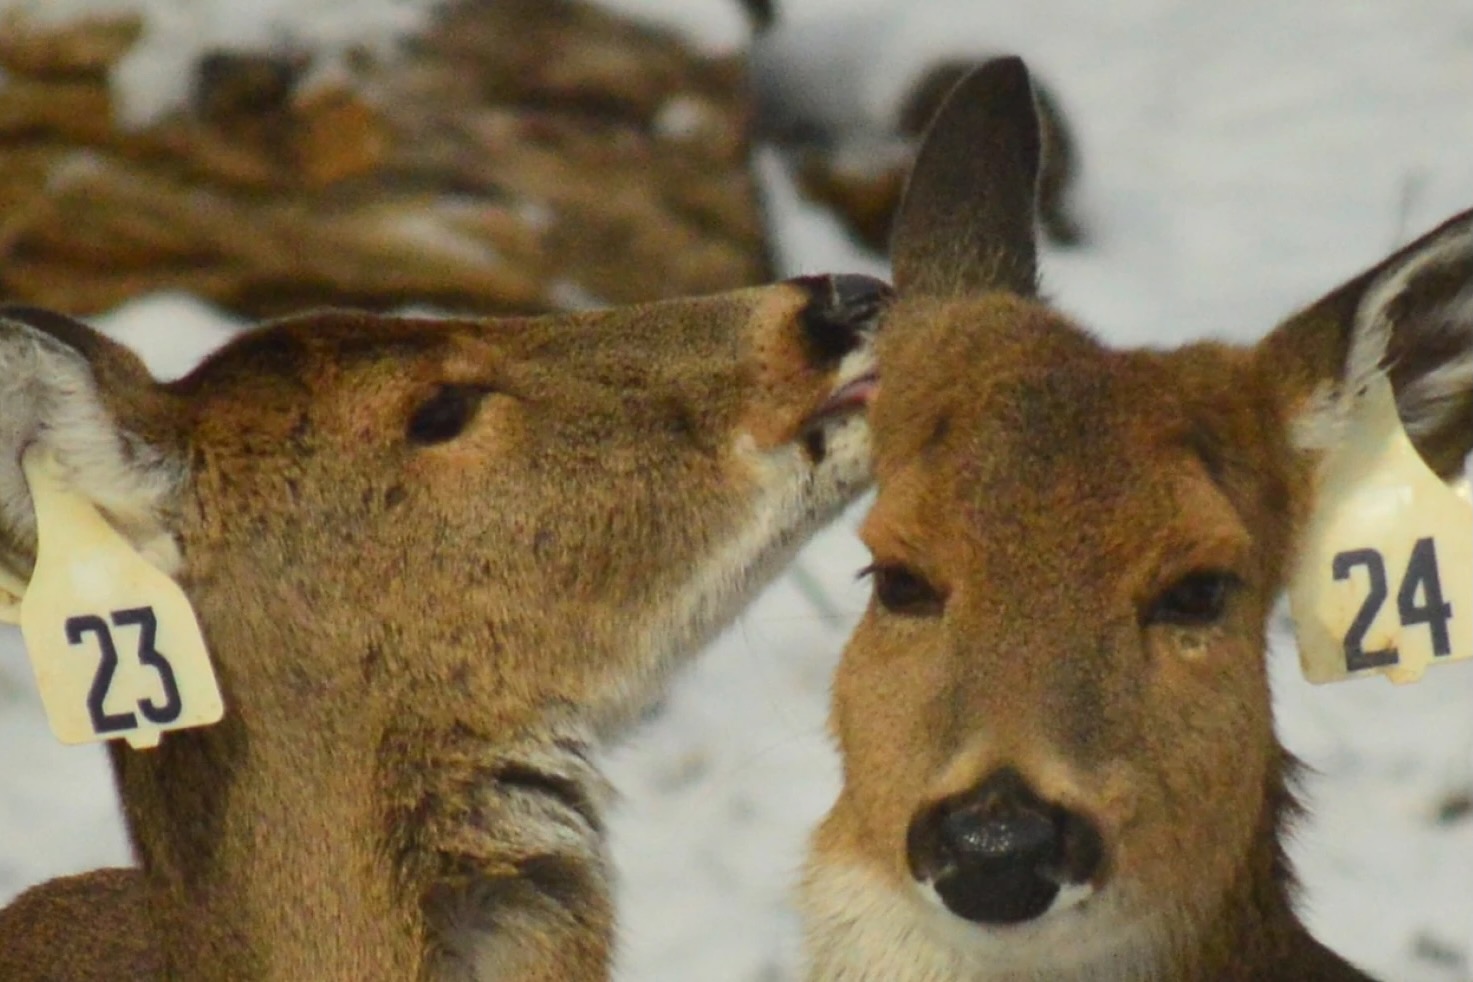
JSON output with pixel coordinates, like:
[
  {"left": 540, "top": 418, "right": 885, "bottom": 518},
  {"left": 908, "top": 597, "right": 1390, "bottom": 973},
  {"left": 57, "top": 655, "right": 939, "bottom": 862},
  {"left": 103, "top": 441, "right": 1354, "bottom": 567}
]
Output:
[
  {"left": 800, "top": 58, "right": 1472, "bottom": 982},
  {"left": 0, "top": 270, "right": 890, "bottom": 981}
]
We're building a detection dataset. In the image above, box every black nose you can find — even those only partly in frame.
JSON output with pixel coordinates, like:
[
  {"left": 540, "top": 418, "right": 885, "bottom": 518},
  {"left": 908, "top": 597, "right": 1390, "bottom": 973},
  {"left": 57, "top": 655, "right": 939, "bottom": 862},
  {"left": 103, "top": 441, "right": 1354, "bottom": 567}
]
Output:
[
  {"left": 906, "top": 768, "right": 1103, "bottom": 926},
  {"left": 792, "top": 273, "right": 893, "bottom": 365}
]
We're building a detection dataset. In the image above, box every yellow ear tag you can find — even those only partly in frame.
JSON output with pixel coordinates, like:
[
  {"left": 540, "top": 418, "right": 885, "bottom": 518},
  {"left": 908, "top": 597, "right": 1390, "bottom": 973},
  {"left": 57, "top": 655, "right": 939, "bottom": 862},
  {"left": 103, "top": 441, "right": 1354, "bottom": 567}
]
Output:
[
  {"left": 1289, "top": 374, "right": 1473, "bottom": 684},
  {"left": 11, "top": 448, "right": 224, "bottom": 749}
]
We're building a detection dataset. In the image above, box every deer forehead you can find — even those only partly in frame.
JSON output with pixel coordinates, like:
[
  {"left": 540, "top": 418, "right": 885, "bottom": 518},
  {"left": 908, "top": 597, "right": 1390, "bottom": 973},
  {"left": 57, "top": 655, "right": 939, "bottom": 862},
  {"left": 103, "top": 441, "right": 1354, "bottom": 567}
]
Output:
[
  {"left": 869, "top": 322, "right": 1261, "bottom": 595},
  {"left": 174, "top": 308, "right": 766, "bottom": 445}
]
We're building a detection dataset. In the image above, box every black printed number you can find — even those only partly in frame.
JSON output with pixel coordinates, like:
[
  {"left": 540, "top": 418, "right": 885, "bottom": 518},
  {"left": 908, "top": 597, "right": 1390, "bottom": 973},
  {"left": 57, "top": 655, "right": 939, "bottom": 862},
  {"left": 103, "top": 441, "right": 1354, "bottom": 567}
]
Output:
[
  {"left": 1332, "top": 537, "right": 1453, "bottom": 673},
  {"left": 1397, "top": 538, "right": 1453, "bottom": 656},
  {"left": 65, "top": 607, "right": 183, "bottom": 736}
]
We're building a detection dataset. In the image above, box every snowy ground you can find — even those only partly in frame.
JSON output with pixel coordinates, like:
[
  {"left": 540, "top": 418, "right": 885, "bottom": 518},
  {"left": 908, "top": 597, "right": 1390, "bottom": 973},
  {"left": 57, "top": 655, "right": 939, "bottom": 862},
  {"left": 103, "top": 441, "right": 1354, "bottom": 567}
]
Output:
[{"left": 2, "top": 1, "right": 1472, "bottom": 980}]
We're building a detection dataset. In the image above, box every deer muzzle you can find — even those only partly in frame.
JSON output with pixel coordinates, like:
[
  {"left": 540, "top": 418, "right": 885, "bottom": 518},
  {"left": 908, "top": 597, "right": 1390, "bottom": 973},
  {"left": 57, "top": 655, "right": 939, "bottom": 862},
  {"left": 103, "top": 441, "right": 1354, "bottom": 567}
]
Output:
[{"left": 906, "top": 767, "right": 1103, "bottom": 926}]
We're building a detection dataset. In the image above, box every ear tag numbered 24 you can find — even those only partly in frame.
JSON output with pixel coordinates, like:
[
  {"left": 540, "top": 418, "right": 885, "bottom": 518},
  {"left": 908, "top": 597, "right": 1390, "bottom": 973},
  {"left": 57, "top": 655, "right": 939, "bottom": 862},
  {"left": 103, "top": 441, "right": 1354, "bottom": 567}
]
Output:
[
  {"left": 1289, "top": 373, "right": 1473, "bottom": 684},
  {"left": 2, "top": 448, "right": 223, "bottom": 748}
]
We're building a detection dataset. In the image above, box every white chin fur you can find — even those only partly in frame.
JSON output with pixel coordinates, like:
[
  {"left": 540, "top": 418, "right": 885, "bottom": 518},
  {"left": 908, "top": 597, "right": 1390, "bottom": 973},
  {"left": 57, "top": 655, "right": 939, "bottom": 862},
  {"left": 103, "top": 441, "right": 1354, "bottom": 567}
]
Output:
[{"left": 804, "top": 862, "right": 1160, "bottom": 982}]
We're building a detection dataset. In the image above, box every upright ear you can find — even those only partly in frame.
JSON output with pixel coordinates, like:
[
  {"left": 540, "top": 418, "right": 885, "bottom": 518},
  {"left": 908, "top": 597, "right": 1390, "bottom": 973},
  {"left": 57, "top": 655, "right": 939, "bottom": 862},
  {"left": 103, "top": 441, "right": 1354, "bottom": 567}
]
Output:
[
  {"left": 740, "top": 0, "right": 775, "bottom": 32},
  {"left": 0, "top": 307, "right": 186, "bottom": 575},
  {"left": 1262, "top": 209, "right": 1473, "bottom": 477},
  {"left": 890, "top": 56, "right": 1042, "bottom": 299}
]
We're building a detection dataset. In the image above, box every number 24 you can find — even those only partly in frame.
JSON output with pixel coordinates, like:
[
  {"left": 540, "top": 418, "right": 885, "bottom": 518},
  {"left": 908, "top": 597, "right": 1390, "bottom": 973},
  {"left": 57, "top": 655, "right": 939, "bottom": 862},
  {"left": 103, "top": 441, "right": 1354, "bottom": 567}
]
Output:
[{"left": 1333, "top": 537, "right": 1453, "bottom": 672}]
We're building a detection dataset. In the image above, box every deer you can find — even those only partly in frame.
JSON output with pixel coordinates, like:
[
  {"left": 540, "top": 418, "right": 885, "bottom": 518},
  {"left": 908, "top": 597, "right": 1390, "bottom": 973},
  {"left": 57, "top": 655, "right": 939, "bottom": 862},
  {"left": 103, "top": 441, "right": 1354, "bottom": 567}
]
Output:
[
  {"left": 799, "top": 57, "right": 1472, "bottom": 982},
  {"left": 0, "top": 269, "right": 890, "bottom": 981}
]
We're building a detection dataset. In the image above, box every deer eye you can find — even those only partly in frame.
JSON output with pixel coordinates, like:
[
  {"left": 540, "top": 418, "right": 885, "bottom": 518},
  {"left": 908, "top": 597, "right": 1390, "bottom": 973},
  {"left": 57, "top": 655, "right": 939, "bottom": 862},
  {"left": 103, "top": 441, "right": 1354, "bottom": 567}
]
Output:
[
  {"left": 1144, "top": 571, "right": 1239, "bottom": 627},
  {"left": 861, "top": 563, "right": 946, "bottom": 617},
  {"left": 407, "top": 384, "right": 490, "bottom": 445}
]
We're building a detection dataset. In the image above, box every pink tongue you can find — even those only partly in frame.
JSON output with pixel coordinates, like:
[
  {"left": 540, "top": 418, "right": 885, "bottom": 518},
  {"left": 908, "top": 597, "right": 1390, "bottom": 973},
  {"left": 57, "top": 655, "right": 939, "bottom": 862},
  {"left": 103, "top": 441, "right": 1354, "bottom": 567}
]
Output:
[{"left": 820, "top": 376, "right": 879, "bottom": 416}]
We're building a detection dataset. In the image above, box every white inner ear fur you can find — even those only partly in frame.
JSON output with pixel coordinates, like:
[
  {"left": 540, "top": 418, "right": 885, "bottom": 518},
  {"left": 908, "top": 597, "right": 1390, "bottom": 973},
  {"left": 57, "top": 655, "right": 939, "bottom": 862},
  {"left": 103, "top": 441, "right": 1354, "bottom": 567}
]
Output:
[
  {"left": 0, "top": 322, "right": 183, "bottom": 576},
  {"left": 1293, "top": 220, "right": 1473, "bottom": 454},
  {"left": 1388, "top": 287, "right": 1473, "bottom": 440}
]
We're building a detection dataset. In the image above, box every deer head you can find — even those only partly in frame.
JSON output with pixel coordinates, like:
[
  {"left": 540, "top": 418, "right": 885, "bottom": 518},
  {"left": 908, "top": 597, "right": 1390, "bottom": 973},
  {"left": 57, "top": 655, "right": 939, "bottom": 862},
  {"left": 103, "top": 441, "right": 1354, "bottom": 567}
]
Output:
[
  {"left": 0, "top": 272, "right": 890, "bottom": 980},
  {"left": 801, "top": 58, "right": 1470, "bottom": 982}
]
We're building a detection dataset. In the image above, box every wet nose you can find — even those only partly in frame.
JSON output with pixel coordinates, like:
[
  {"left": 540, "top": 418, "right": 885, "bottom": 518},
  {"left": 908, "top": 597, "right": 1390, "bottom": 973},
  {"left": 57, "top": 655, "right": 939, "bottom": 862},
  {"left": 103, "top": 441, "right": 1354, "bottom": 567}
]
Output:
[
  {"left": 791, "top": 273, "right": 892, "bottom": 364},
  {"left": 906, "top": 768, "right": 1103, "bottom": 926}
]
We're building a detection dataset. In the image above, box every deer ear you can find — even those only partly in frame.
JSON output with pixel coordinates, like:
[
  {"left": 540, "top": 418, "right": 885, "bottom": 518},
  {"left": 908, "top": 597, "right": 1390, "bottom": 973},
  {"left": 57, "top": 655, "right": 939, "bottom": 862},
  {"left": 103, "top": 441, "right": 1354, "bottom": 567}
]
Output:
[
  {"left": 890, "top": 56, "right": 1042, "bottom": 299},
  {"left": 0, "top": 307, "right": 185, "bottom": 575},
  {"left": 1264, "top": 209, "right": 1473, "bottom": 478}
]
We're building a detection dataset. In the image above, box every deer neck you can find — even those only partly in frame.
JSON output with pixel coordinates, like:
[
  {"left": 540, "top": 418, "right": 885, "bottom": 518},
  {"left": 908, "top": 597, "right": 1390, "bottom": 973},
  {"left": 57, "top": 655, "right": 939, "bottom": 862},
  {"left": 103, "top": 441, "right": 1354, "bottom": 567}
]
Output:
[
  {"left": 1150, "top": 755, "right": 1371, "bottom": 982},
  {"left": 108, "top": 633, "right": 614, "bottom": 982},
  {"left": 1153, "top": 866, "right": 1369, "bottom": 982},
  {"left": 109, "top": 710, "right": 428, "bottom": 981}
]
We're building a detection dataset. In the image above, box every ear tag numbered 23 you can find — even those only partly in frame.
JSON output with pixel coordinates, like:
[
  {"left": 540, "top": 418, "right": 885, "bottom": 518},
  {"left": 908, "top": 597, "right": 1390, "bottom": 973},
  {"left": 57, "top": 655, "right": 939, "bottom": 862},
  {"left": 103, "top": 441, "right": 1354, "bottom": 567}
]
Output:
[
  {"left": 1289, "top": 373, "right": 1473, "bottom": 684},
  {"left": 3, "top": 448, "right": 224, "bottom": 748}
]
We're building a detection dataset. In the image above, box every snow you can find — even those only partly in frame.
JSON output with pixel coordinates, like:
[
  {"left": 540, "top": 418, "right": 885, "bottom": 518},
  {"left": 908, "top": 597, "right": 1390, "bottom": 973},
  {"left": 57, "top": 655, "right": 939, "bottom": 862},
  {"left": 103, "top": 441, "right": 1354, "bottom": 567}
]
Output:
[
  {"left": 1, "top": 0, "right": 443, "bottom": 127},
  {"left": 2, "top": 1, "right": 1472, "bottom": 980},
  {"left": 592, "top": 0, "right": 755, "bottom": 54},
  {"left": 0, "top": 0, "right": 755, "bottom": 128},
  {"left": 94, "top": 292, "right": 242, "bottom": 380}
]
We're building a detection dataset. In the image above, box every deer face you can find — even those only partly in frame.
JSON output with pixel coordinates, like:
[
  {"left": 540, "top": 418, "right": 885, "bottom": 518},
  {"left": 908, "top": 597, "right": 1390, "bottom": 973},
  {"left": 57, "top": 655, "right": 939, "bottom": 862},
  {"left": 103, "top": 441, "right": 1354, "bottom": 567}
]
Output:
[
  {"left": 831, "top": 298, "right": 1287, "bottom": 944},
  {"left": 0, "top": 274, "right": 889, "bottom": 740},
  {"left": 803, "top": 58, "right": 1473, "bottom": 979}
]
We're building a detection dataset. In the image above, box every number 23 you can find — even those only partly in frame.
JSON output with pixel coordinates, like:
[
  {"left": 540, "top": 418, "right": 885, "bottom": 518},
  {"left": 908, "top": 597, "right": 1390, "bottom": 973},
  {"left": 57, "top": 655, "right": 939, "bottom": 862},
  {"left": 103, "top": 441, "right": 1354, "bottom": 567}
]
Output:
[{"left": 65, "top": 607, "right": 182, "bottom": 735}]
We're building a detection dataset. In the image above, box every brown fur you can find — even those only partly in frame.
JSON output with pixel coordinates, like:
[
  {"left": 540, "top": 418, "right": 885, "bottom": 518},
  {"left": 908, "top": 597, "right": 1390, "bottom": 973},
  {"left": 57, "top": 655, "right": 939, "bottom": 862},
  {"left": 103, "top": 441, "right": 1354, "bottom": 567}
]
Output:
[
  {"left": 801, "top": 58, "right": 1473, "bottom": 982},
  {"left": 0, "top": 0, "right": 769, "bottom": 318},
  {"left": 0, "top": 275, "right": 889, "bottom": 980}
]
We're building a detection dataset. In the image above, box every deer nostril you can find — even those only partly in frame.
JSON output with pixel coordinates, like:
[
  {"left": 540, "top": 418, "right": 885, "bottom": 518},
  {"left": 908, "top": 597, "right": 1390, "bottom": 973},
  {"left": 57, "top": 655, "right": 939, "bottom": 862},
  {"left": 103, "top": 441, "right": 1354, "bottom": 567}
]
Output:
[
  {"left": 792, "top": 273, "right": 893, "bottom": 366},
  {"left": 907, "top": 769, "right": 1103, "bottom": 927}
]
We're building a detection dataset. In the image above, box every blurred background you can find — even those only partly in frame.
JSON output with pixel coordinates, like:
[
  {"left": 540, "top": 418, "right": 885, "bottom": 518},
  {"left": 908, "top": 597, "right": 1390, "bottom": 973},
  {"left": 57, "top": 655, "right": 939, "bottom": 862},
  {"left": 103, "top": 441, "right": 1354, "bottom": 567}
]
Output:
[{"left": 0, "top": 0, "right": 1470, "bottom": 978}]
